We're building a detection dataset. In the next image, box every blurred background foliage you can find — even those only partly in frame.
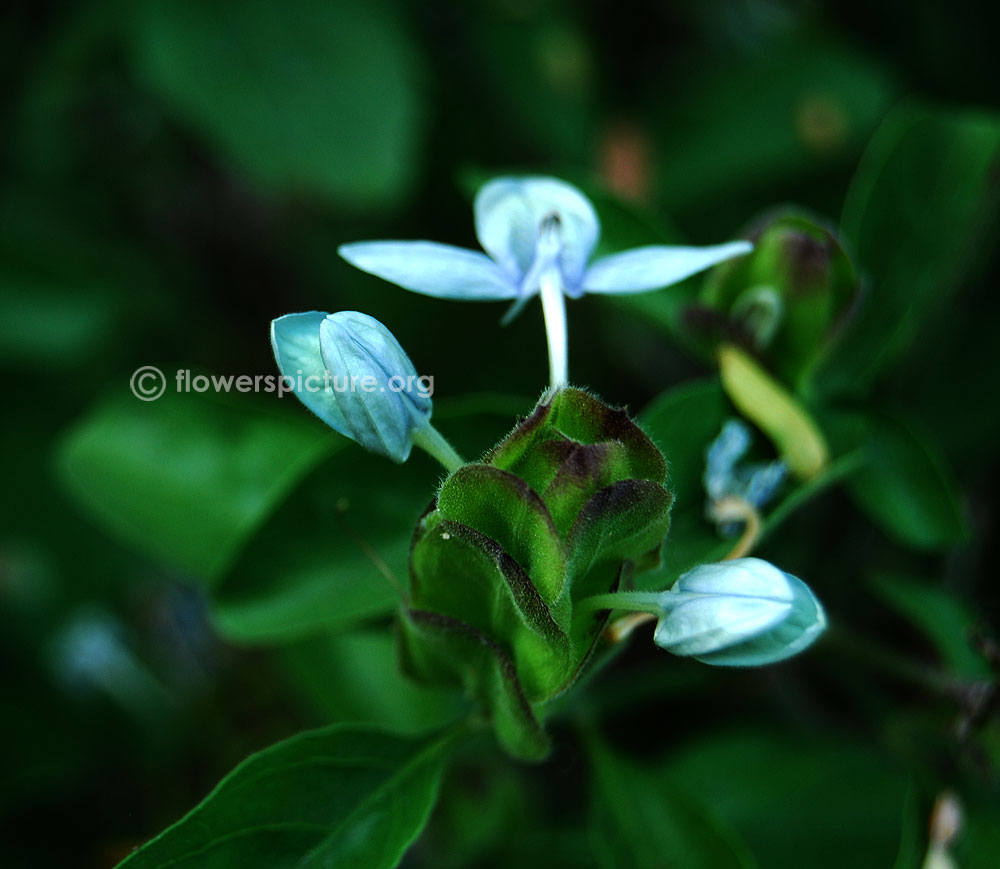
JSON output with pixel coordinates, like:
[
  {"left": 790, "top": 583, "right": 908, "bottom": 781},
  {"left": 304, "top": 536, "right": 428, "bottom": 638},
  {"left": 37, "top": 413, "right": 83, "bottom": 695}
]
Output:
[{"left": 2, "top": 0, "right": 999, "bottom": 866}]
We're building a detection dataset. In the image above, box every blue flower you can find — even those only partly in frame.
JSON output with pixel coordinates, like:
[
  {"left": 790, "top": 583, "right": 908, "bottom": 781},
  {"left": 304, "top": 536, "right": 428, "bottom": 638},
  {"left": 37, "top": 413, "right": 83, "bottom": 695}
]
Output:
[
  {"left": 704, "top": 418, "right": 787, "bottom": 528},
  {"left": 339, "top": 176, "right": 752, "bottom": 386}
]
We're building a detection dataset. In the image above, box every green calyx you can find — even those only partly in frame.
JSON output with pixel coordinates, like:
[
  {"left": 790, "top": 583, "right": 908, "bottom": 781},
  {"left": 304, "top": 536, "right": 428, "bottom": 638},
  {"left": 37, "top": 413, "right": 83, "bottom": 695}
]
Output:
[{"left": 399, "top": 388, "right": 673, "bottom": 760}]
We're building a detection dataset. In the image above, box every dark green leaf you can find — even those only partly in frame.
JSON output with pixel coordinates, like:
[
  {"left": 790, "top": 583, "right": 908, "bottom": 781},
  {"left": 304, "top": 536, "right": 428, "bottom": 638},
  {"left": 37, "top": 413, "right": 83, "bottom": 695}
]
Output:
[
  {"left": 637, "top": 378, "right": 730, "bottom": 580},
  {"left": 281, "top": 629, "right": 465, "bottom": 734},
  {"left": 566, "top": 480, "right": 672, "bottom": 600},
  {"left": 836, "top": 414, "right": 968, "bottom": 549},
  {"left": 57, "top": 392, "right": 333, "bottom": 580},
  {"left": 955, "top": 793, "right": 1000, "bottom": 869},
  {"left": 210, "top": 443, "right": 433, "bottom": 643},
  {"left": 589, "top": 736, "right": 755, "bottom": 869},
  {"left": 871, "top": 574, "right": 992, "bottom": 679},
  {"left": 130, "top": 0, "right": 425, "bottom": 206},
  {"left": 816, "top": 103, "right": 1000, "bottom": 396},
  {"left": 667, "top": 733, "right": 910, "bottom": 869},
  {"left": 117, "top": 724, "right": 452, "bottom": 868},
  {"left": 655, "top": 40, "right": 895, "bottom": 208}
]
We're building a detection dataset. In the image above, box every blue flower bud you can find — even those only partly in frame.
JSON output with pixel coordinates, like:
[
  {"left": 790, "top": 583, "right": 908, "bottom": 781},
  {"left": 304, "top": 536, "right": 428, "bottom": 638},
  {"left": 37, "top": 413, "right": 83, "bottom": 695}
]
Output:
[
  {"left": 271, "top": 310, "right": 432, "bottom": 462},
  {"left": 653, "top": 557, "right": 826, "bottom": 666},
  {"left": 704, "top": 418, "right": 787, "bottom": 511}
]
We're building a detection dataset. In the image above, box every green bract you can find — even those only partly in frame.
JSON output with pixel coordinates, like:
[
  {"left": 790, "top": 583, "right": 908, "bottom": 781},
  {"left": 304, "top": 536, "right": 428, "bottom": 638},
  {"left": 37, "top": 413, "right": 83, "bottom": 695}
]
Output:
[
  {"left": 399, "top": 388, "right": 673, "bottom": 760},
  {"left": 693, "top": 211, "right": 858, "bottom": 387}
]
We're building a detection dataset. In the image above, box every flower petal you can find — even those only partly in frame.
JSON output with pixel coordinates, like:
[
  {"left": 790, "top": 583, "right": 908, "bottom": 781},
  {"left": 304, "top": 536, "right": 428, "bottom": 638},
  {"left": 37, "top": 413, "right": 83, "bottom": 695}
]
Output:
[
  {"left": 319, "top": 312, "right": 429, "bottom": 462},
  {"left": 673, "top": 558, "right": 795, "bottom": 601},
  {"left": 583, "top": 240, "right": 752, "bottom": 294},
  {"left": 474, "top": 176, "right": 600, "bottom": 287},
  {"left": 655, "top": 595, "right": 793, "bottom": 657},
  {"left": 270, "top": 311, "right": 350, "bottom": 436},
  {"left": 499, "top": 294, "right": 535, "bottom": 326},
  {"left": 339, "top": 241, "right": 517, "bottom": 300},
  {"left": 690, "top": 582, "right": 826, "bottom": 667}
]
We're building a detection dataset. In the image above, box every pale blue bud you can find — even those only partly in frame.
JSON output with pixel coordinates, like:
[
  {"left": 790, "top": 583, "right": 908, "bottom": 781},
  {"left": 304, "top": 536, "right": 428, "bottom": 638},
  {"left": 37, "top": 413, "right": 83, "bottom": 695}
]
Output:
[
  {"left": 704, "top": 419, "right": 787, "bottom": 534},
  {"left": 270, "top": 311, "right": 432, "bottom": 462},
  {"left": 653, "top": 557, "right": 826, "bottom": 666}
]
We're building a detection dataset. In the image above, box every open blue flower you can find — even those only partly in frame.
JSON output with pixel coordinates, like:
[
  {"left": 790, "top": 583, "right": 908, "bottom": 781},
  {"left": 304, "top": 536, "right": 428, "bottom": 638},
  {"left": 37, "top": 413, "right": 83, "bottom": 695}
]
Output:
[{"left": 339, "top": 176, "right": 752, "bottom": 387}]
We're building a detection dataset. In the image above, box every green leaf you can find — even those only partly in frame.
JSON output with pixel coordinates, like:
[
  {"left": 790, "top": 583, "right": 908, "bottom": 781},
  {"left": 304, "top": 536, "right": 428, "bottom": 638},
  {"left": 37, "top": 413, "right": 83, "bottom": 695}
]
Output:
[
  {"left": 0, "top": 203, "right": 162, "bottom": 367},
  {"left": 834, "top": 414, "right": 968, "bottom": 549},
  {"left": 667, "top": 732, "right": 910, "bottom": 869},
  {"left": 210, "top": 442, "right": 434, "bottom": 643},
  {"left": 488, "top": 388, "right": 666, "bottom": 494},
  {"left": 589, "top": 736, "right": 755, "bottom": 869},
  {"left": 655, "top": 39, "right": 895, "bottom": 208},
  {"left": 117, "top": 724, "right": 452, "bottom": 868},
  {"left": 639, "top": 378, "right": 729, "bottom": 511},
  {"left": 281, "top": 630, "right": 465, "bottom": 734},
  {"left": 816, "top": 103, "right": 1000, "bottom": 396},
  {"left": 871, "top": 574, "right": 992, "bottom": 679},
  {"left": 62, "top": 393, "right": 524, "bottom": 646},
  {"left": 548, "top": 389, "right": 667, "bottom": 484},
  {"left": 154, "top": 396, "right": 520, "bottom": 644},
  {"left": 955, "top": 793, "right": 1000, "bottom": 869},
  {"left": 471, "top": 12, "right": 594, "bottom": 163},
  {"left": 426, "top": 759, "right": 529, "bottom": 869},
  {"left": 0, "top": 277, "right": 120, "bottom": 367},
  {"left": 637, "top": 378, "right": 731, "bottom": 580},
  {"left": 892, "top": 785, "right": 925, "bottom": 869},
  {"left": 57, "top": 392, "right": 333, "bottom": 580},
  {"left": 129, "top": 0, "right": 425, "bottom": 206}
]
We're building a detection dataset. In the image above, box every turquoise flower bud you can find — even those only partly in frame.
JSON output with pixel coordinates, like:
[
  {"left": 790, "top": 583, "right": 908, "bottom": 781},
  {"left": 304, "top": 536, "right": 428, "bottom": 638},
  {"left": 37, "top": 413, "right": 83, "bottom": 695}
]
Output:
[
  {"left": 271, "top": 311, "right": 433, "bottom": 462},
  {"left": 653, "top": 557, "right": 826, "bottom": 666}
]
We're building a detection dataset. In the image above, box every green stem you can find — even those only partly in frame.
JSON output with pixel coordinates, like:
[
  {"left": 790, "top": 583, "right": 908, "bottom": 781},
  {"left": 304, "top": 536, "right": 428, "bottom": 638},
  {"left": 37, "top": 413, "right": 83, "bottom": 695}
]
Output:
[
  {"left": 578, "top": 588, "right": 724, "bottom": 619},
  {"left": 575, "top": 590, "right": 666, "bottom": 617},
  {"left": 412, "top": 421, "right": 465, "bottom": 473}
]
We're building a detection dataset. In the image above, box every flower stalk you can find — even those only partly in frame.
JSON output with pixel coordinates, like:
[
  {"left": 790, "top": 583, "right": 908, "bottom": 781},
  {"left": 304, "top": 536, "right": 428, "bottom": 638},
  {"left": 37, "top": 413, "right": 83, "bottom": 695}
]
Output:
[{"left": 411, "top": 422, "right": 466, "bottom": 473}]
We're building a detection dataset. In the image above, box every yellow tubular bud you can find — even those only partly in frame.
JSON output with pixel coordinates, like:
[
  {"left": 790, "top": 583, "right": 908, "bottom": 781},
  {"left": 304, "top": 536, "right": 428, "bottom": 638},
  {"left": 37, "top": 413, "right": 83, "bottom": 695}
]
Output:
[{"left": 717, "top": 343, "right": 829, "bottom": 480}]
